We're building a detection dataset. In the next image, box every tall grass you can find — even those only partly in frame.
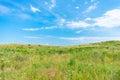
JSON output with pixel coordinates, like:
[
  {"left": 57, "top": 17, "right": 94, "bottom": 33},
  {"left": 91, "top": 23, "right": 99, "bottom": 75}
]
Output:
[{"left": 0, "top": 41, "right": 120, "bottom": 80}]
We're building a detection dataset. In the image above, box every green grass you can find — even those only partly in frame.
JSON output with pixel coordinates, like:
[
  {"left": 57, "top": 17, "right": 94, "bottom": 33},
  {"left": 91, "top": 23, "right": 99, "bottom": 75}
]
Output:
[{"left": 0, "top": 41, "right": 120, "bottom": 80}]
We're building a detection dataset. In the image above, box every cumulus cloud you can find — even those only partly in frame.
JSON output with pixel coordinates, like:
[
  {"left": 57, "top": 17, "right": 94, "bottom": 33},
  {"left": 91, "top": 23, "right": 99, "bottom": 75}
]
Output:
[
  {"left": 93, "top": 9, "right": 120, "bottom": 28},
  {"left": 30, "top": 5, "right": 40, "bottom": 13},
  {"left": 0, "top": 5, "right": 10, "bottom": 14},
  {"left": 69, "top": 8, "right": 120, "bottom": 28}
]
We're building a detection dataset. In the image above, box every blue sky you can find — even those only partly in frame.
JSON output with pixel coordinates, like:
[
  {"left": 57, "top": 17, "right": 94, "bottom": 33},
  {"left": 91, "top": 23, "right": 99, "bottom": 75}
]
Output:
[{"left": 0, "top": 0, "right": 120, "bottom": 46}]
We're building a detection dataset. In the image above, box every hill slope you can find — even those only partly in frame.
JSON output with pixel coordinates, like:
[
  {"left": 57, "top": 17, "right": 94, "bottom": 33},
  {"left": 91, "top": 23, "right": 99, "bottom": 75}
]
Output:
[{"left": 0, "top": 41, "right": 120, "bottom": 80}]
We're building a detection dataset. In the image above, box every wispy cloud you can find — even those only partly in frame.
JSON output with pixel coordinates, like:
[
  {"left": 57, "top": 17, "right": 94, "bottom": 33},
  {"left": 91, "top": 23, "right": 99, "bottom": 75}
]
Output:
[
  {"left": 30, "top": 5, "right": 40, "bottom": 13},
  {"left": 49, "top": 0, "right": 56, "bottom": 10},
  {"left": 84, "top": 3, "right": 97, "bottom": 13},
  {"left": 57, "top": 18, "right": 66, "bottom": 26},
  {"left": 24, "top": 34, "right": 54, "bottom": 39},
  {"left": 45, "top": 0, "right": 56, "bottom": 10},
  {"left": 60, "top": 37, "right": 120, "bottom": 42},
  {"left": 22, "top": 26, "right": 57, "bottom": 31},
  {"left": 60, "top": 37, "right": 85, "bottom": 41},
  {"left": 66, "top": 21, "right": 90, "bottom": 28},
  {"left": 24, "top": 36, "right": 40, "bottom": 39},
  {"left": 0, "top": 5, "right": 10, "bottom": 14},
  {"left": 75, "top": 6, "right": 80, "bottom": 9},
  {"left": 43, "top": 26, "right": 57, "bottom": 29},
  {"left": 22, "top": 28, "right": 40, "bottom": 31}
]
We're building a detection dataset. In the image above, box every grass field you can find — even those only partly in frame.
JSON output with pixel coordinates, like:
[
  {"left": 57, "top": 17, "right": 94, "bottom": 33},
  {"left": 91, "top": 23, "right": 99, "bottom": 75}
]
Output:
[{"left": 0, "top": 41, "right": 120, "bottom": 80}]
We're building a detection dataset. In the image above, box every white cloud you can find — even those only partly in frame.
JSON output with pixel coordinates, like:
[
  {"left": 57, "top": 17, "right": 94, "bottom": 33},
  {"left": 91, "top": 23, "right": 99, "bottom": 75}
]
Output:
[
  {"left": 22, "top": 28, "right": 40, "bottom": 31},
  {"left": 0, "top": 5, "right": 10, "bottom": 14},
  {"left": 30, "top": 5, "right": 40, "bottom": 13},
  {"left": 22, "top": 26, "right": 57, "bottom": 31},
  {"left": 66, "top": 21, "right": 90, "bottom": 28},
  {"left": 60, "top": 37, "right": 120, "bottom": 42},
  {"left": 49, "top": 0, "right": 56, "bottom": 10},
  {"left": 75, "top": 9, "right": 120, "bottom": 28},
  {"left": 22, "top": 8, "right": 120, "bottom": 30},
  {"left": 60, "top": 18, "right": 66, "bottom": 23},
  {"left": 58, "top": 18, "right": 66, "bottom": 26},
  {"left": 93, "top": 9, "right": 120, "bottom": 28},
  {"left": 60, "top": 37, "right": 85, "bottom": 41},
  {"left": 43, "top": 26, "right": 57, "bottom": 29},
  {"left": 75, "top": 6, "right": 80, "bottom": 9},
  {"left": 24, "top": 36, "right": 40, "bottom": 39},
  {"left": 85, "top": 3, "right": 97, "bottom": 13},
  {"left": 85, "top": 18, "right": 92, "bottom": 21}
]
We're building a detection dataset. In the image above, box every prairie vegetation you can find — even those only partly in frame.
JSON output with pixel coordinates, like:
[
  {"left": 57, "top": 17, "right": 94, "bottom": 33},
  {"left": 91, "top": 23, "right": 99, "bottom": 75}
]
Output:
[{"left": 0, "top": 41, "right": 120, "bottom": 80}]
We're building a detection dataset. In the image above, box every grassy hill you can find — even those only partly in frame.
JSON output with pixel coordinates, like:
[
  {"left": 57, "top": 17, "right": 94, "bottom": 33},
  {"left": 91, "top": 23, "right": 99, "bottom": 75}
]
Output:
[{"left": 0, "top": 41, "right": 120, "bottom": 80}]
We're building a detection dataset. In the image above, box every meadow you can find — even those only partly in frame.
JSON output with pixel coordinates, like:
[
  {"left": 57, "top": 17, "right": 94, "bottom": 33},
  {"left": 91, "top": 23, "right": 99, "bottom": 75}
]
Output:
[{"left": 0, "top": 41, "right": 120, "bottom": 80}]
